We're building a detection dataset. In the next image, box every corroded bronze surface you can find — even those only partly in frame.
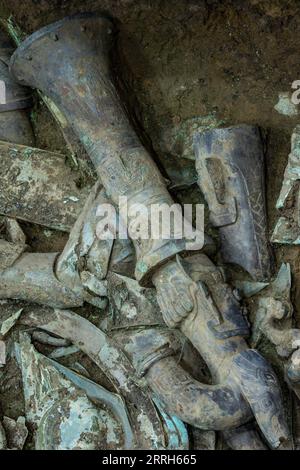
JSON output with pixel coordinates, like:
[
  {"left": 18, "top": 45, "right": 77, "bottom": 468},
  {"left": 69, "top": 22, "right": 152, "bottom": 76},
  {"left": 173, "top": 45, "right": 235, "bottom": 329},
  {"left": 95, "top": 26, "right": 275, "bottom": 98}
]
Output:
[
  {"left": 0, "top": 140, "right": 90, "bottom": 231},
  {"left": 10, "top": 13, "right": 195, "bottom": 287},
  {"left": 0, "top": 11, "right": 297, "bottom": 451},
  {"left": 153, "top": 254, "right": 289, "bottom": 448},
  {"left": 272, "top": 125, "right": 300, "bottom": 245},
  {"left": 194, "top": 125, "right": 272, "bottom": 281},
  {"left": 0, "top": 27, "right": 33, "bottom": 145}
]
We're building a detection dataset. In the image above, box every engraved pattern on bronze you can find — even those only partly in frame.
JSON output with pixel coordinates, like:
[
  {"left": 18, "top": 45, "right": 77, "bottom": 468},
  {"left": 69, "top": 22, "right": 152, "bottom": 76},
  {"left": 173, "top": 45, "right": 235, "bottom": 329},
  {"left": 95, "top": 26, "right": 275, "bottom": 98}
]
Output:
[{"left": 0, "top": 12, "right": 297, "bottom": 450}]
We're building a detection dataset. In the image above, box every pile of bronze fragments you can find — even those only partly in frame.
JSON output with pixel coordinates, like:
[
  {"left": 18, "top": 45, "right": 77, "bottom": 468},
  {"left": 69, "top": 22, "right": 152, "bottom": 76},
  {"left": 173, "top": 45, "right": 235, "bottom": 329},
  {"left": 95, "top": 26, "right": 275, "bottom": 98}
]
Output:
[{"left": 0, "top": 12, "right": 299, "bottom": 450}]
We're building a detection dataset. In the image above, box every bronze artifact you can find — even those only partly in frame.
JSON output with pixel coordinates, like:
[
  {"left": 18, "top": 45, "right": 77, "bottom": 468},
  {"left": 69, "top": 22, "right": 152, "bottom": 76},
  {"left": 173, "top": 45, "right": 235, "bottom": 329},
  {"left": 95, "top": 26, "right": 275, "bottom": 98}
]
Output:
[
  {"left": 0, "top": 140, "right": 91, "bottom": 231},
  {"left": 0, "top": 181, "right": 289, "bottom": 447},
  {"left": 10, "top": 13, "right": 196, "bottom": 287},
  {"left": 0, "top": 11, "right": 297, "bottom": 451},
  {"left": 0, "top": 28, "right": 33, "bottom": 146},
  {"left": 194, "top": 125, "right": 272, "bottom": 281},
  {"left": 272, "top": 125, "right": 300, "bottom": 245}
]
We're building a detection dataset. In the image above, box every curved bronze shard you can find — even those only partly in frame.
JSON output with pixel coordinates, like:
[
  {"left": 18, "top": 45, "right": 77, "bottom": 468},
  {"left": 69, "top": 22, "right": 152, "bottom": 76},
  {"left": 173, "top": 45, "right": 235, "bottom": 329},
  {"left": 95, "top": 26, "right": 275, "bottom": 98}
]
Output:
[
  {"left": 10, "top": 13, "right": 196, "bottom": 287},
  {"left": 0, "top": 27, "right": 33, "bottom": 145},
  {"left": 17, "top": 332, "right": 133, "bottom": 450},
  {"left": 193, "top": 125, "right": 272, "bottom": 281},
  {"left": 20, "top": 307, "right": 184, "bottom": 450}
]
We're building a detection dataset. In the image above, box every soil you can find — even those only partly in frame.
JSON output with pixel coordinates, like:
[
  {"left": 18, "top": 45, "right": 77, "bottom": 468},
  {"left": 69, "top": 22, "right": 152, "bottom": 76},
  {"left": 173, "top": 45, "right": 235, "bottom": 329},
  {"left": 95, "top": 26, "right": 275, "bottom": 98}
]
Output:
[{"left": 0, "top": 0, "right": 300, "bottom": 449}]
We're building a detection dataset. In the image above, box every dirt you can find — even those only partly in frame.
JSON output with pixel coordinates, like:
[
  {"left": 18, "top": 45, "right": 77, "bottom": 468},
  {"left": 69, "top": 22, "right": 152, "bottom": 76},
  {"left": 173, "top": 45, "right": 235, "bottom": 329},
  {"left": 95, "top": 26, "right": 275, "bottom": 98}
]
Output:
[{"left": 0, "top": 0, "right": 300, "bottom": 449}]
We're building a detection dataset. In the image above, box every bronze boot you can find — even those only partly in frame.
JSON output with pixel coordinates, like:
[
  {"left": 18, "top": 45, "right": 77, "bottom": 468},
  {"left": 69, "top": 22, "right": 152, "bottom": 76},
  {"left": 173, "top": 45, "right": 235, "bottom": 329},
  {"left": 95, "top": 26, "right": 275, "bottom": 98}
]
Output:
[{"left": 10, "top": 13, "right": 197, "bottom": 287}]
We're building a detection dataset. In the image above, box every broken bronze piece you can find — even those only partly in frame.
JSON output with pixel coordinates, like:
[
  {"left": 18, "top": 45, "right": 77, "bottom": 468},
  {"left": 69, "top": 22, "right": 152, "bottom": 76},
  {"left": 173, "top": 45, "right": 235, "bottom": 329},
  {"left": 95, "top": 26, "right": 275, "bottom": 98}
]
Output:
[
  {"left": 250, "top": 263, "right": 300, "bottom": 407},
  {"left": 0, "top": 187, "right": 113, "bottom": 308},
  {"left": 0, "top": 194, "right": 290, "bottom": 448},
  {"left": 272, "top": 125, "right": 300, "bottom": 244},
  {"left": 0, "top": 218, "right": 83, "bottom": 308},
  {"left": 3, "top": 12, "right": 292, "bottom": 451},
  {"left": 16, "top": 332, "right": 130, "bottom": 450},
  {"left": 10, "top": 12, "right": 198, "bottom": 287},
  {"left": 0, "top": 140, "right": 90, "bottom": 231},
  {"left": 194, "top": 124, "right": 272, "bottom": 281},
  {"left": 20, "top": 308, "right": 188, "bottom": 450}
]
